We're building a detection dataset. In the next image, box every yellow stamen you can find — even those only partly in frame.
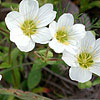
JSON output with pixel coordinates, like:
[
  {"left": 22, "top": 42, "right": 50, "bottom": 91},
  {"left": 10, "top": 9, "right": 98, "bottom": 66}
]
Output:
[
  {"left": 77, "top": 52, "right": 94, "bottom": 69},
  {"left": 21, "top": 19, "right": 37, "bottom": 37}
]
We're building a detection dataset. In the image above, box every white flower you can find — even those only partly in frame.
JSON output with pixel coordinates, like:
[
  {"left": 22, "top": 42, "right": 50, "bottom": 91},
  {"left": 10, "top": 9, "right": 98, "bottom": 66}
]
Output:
[
  {"left": 0, "top": 75, "right": 2, "bottom": 80},
  {"left": 49, "top": 13, "right": 86, "bottom": 53},
  {"left": 62, "top": 31, "right": 100, "bottom": 83},
  {"left": 5, "top": 0, "right": 56, "bottom": 52}
]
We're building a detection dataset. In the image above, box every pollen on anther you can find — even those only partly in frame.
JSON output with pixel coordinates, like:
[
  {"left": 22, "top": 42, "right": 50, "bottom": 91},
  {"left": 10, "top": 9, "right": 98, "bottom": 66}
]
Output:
[{"left": 21, "top": 19, "right": 37, "bottom": 37}]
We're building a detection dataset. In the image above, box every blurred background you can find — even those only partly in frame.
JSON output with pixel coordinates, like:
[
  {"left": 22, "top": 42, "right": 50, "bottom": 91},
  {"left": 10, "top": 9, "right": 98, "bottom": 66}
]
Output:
[{"left": 0, "top": 0, "right": 100, "bottom": 100}]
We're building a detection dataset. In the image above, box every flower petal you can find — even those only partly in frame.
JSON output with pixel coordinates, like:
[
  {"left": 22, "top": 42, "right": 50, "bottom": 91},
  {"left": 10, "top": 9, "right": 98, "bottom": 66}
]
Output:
[
  {"left": 49, "top": 21, "right": 57, "bottom": 37},
  {"left": 68, "top": 24, "right": 86, "bottom": 42},
  {"left": 64, "top": 44, "right": 78, "bottom": 55},
  {"left": 0, "top": 75, "right": 2, "bottom": 81},
  {"left": 14, "top": 35, "right": 32, "bottom": 47},
  {"left": 69, "top": 67, "right": 92, "bottom": 83},
  {"left": 31, "top": 27, "right": 52, "bottom": 44},
  {"left": 19, "top": 0, "right": 39, "bottom": 20},
  {"left": 62, "top": 50, "right": 77, "bottom": 67},
  {"left": 5, "top": 11, "right": 24, "bottom": 30},
  {"left": 92, "top": 38, "right": 100, "bottom": 62},
  {"left": 49, "top": 38, "right": 65, "bottom": 53},
  {"left": 10, "top": 28, "right": 35, "bottom": 52},
  {"left": 17, "top": 40, "right": 35, "bottom": 52},
  {"left": 80, "top": 31, "right": 95, "bottom": 53},
  {"left": 90, "top": 63, "right": 100, "bottom": 76},
  {"left": 58, "top": 13, "right": 74, "bottom": 29},
  {"left": 36, "top": 4, "right": 56, "bottom": 28},
  {"left": 10, "top": 28, "right": 24, "bottom": 43}
]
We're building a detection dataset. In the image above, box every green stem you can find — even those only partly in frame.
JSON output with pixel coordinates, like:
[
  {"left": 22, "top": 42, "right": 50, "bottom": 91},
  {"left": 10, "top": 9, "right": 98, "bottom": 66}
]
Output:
[
  {"left": 47, "top": 58, "right": 62, "bottom": 61},
  {"left": 34, "top": 51, "right": 44, "bottom": 61},
  {"left": 8, "top": 41, "right": 17, "bottom": 88},
  {"left": 0, "top": 28, "right": 9, "bottom": 35},
  {"left": 45, "top": 46, "right": 50, "bottom": 58},
  {"left": 8, "top": 41, "right": 12, "bottom": 64},
  {"left": 0, "top": 37, "right": 7, "bottom": 44}
]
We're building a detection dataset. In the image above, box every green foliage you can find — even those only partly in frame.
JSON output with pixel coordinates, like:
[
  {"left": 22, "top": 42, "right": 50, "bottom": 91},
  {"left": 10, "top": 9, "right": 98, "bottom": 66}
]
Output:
[
  {"left": 78, "top": 81, "right": 92, "bottom": 89},
  {"left": 0, "top": 0, "right": 100, "bottom": 99},
  {"left": 91, "top": 30, "right": 95, "bottom": 35},
  {"left": 51, "top": 65, "right": 62, "bottom": 74},
  {"left": 38, "top": 0, "right": 58, "bottom": 6},
  {"left": 91, "top": 19, "right": 100, "bottom": 29},
  {"left": 80, "top": 0, "right": 100, "bottom": 12},
  {"left": 0, "top": 63, "right": 11, "bottom": 69},
  {"left": 4, "top": 71, "right": 13, "bottom": 84},
  {"left": 93, "top": 77, "right": 100, "bottom": 86},
  {"left": 37, "top": 49, "right": 53, "bottom": 59},
  {"left": 0, "top": 22, "right": 8, "bottom": 30},
  {"left": 28, "top": 60, "right": 46, "bottom": 89},
  {"left": 0, "top": 88, "right": 51, "bottom": 100},
  {"left": 10, "top": 48, "right": 22, "bottom": 88},
  {"left": 0, "top": 95, "right": 9, "bottom": 100},
  {"left": 28, "top": 65, "right": 42, "bottom": 89},
  {"left": 95, "top": 19, "right": 100, "bottom": 26},
  {"left": 1, "top": 2, "right": 18, "bottom": 9}
]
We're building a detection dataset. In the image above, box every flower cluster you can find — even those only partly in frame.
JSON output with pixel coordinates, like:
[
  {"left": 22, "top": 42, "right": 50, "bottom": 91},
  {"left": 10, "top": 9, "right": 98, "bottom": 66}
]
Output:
[{"left": 5, "top": 0, "right": 100, "bottom": 83}]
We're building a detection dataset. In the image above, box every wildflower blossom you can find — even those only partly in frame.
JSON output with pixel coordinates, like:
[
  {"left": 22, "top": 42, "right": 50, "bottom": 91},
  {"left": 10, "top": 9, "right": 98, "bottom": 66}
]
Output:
[
  {"left": 0, "top": 75, "right": 2, "bottom": 80},
  {"left": 5, "top": 0, "right": 56, "bottom": 52},
  {"left": 62, "top": 31, "right": 100, "bottom": 83},
  {"left": 49, "top": 13, "right": 86, "bottom": 53}
]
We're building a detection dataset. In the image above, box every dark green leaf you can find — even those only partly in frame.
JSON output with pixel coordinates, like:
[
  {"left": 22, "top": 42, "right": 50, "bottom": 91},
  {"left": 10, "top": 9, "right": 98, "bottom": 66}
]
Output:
[
  {"left": 93, "top": 77, "right": 100, "bottom": 86},
  {"left": 0, "top": 63, "right": 11, "bottom": 69},
  {"left": 28, "top": 64, "right": 42, "bottom": 89}
]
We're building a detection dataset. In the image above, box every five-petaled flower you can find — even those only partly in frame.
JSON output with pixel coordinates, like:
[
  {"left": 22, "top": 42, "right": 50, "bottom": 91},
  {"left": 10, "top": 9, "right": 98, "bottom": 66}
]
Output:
[
  {"left": 5, "top": 0, "right": 100, "bottom": 83},
  {"left": 62, "top": 31, "right": 100, "bottom": 83},
  {"left": 5, "top": 0, "right": 56, "bottom": 52},
  {"left": 49, "top": 13, "right": 86, "bottom": 53}
]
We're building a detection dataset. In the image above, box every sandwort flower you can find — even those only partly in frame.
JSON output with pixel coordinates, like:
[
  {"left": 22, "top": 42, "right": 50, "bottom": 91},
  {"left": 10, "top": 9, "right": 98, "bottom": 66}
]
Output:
[
  {"left": 0, "top": 75, "right": 2, "bottom": 81},
  {"left": 49, "top": 13, "right": 86, "bottom": 53},
  {"left": 62, "top": 31, "right": 100, "bottom": 83},
  {"left": 5, "top": 0, "right": 56, "bottom": 52}
]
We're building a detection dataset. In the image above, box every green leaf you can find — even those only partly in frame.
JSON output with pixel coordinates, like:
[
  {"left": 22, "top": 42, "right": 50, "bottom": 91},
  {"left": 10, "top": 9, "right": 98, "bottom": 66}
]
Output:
[
  {"left": 4, "top": 68, "right": 20, "bottom": 88},
  {"left": 0, "top": 88, "right": 51, "bottom": 100},
  {"left": 93, "top": 77, "right": 100, "bottom": 86},
  {"left": 51, "top": 66, "right": 62, "bottom": 74},
  {"left": 0, "top": 63, "right": 11, "bottom": 69},
  {"left": 80, "top": 1, "right": 100, "bottom": 12},
  {"left": 11, "top": 48, "right": 22, "bottom": 88},
  {"left": 3, "top": 71, "right": 13, "bottom": 84},
  {"left": 11, "top": 48, "right": 21, "bottom": 63},
  {"left": 28, "top": 64, "right": 42, "bottom": 89},
  {"left": 28, "top": 60, "right": 47, "bottom": 89},
  {"left": 37, "top": 49, "right": 53, "bottom": 59},
  {"left": 91, "top": 31, "right": 97, "bottom": 36},
  {"left": 1, "top": 2, "right": 18, "bottom": 9},
  {"left": 13, "top": 68, "right": 21, "bottom": 88},
  {"left": 78, "top": 81, "right": 92, "bottom": 89},
  {"left": 80, "top": 0, "right": 90, "bottom": 7},
  {"left": 0, "top": 22, "right": 8, "bottom": 31},
  {"left": 47, "top": 59, "right": 65, "bottom": 65},
  {"left": 95, "top": 19, "right": 100, "bottom": 26},
  {"left": 21, "top": 80, "right": 27, "bottom": 91},
  {"left": 7, "top": 95, "right": 15, "bottom": 100}
]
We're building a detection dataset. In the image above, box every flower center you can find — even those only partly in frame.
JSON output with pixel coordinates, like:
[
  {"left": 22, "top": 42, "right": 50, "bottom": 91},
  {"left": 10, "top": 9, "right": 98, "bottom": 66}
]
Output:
[
  {"left": 21, "top": 20, "right": 37, "bottom": 37},
  {"left": 55, "top": 27, "right": 69, "bottom": 45},
  {"left": 78, "top": 52, "right": 94, "bottom": 68}
]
